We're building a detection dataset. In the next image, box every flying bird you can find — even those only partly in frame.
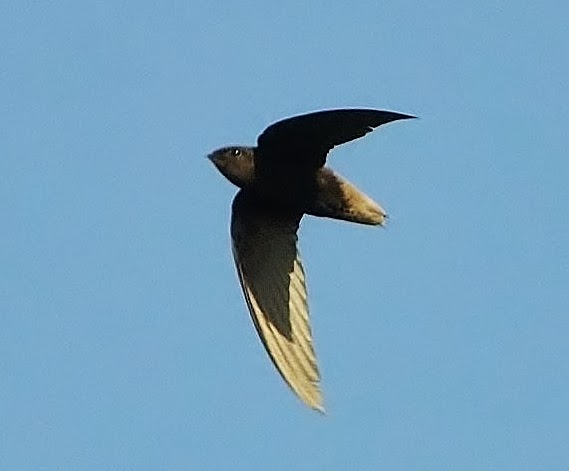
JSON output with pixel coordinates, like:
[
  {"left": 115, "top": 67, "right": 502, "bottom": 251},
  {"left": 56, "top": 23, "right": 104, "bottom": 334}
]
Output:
[{"left": 208, "top": 108, "right": 415, "bottom": 412}]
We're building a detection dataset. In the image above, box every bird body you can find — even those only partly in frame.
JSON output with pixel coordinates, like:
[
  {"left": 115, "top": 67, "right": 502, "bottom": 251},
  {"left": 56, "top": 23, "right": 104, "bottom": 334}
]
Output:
[
  {"left": 209, "top": 149, "right": 385, "bottom": 225},
  {"left": 209, "top": 108, "right": 414, "bottom": 411}
]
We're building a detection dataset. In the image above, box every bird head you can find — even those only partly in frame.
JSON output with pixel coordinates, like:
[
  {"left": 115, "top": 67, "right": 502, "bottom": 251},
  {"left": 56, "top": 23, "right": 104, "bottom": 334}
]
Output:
[{"left": 208, "top": 146, "right": 255, "bottom": 188}]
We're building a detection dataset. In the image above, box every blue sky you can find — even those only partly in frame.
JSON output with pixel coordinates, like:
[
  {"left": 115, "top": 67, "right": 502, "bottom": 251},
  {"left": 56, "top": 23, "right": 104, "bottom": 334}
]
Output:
[{"left": 2, "top": 1, "right": 568, "bottom": 469}]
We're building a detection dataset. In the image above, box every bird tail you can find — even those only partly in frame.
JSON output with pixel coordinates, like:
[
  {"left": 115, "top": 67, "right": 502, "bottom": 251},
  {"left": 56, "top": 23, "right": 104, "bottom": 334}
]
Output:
[
  {"left": 336, "top": 175, "right": 387, "bottom": 226},
  {"left": 310, "top": 169, "right": 387, "bottom": 226}
]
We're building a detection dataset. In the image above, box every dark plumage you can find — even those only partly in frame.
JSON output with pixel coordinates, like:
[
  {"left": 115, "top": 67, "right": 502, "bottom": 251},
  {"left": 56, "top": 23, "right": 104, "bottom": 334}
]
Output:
[{"left": 209, "top": 108, "right": 415, "bottom": 411}]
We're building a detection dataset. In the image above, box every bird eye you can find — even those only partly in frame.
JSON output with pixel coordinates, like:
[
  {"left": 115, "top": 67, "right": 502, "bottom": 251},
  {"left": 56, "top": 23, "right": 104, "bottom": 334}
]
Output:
[{"left": 232, "top": 148, "right": 241, "bottom": 157}]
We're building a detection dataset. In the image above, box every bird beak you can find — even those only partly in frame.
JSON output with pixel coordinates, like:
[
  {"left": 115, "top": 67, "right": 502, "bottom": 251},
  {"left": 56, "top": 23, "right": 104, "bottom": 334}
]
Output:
[{"left": 207, "top": 152, "right": 219, "bottom": 167}]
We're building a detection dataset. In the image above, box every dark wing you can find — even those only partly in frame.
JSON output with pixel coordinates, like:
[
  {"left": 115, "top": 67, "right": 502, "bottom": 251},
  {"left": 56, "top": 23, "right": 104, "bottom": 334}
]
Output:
[
  {"left": 257, "top": 108, "right": 415, "bottom": 170},
  {"left": 230, "top": 190, "right": 323, "bottom": 412}
]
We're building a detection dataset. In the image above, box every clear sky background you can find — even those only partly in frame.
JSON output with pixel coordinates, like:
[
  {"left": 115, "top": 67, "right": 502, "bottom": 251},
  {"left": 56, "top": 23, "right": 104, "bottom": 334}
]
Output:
[{"left": 2, "top": 1, "right": 568, "bottom": 469}]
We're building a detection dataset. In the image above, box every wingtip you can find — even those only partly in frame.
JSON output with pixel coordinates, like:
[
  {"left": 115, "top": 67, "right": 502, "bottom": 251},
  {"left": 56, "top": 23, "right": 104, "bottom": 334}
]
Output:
[
  {"left": 294, "top": 380, "right": 326, "bottom": 414},
  {"left": 304, "top": 396, "right": 326, "bottom": 414},
  {"left": 397, "top": 112, "right": 418, "bottom": 121},
  {"left": 314, "top": 404, "right": 327, "bottom": 415}
]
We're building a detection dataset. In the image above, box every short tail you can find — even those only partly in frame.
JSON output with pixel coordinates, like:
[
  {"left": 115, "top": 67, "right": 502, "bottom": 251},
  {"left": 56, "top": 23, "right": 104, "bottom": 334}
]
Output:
[
  {"left": 337, "top": 175, "right": 387, "bottom": 226},
  {"left": 310, "top": 168, "right": 387, "bottom": 226}
]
